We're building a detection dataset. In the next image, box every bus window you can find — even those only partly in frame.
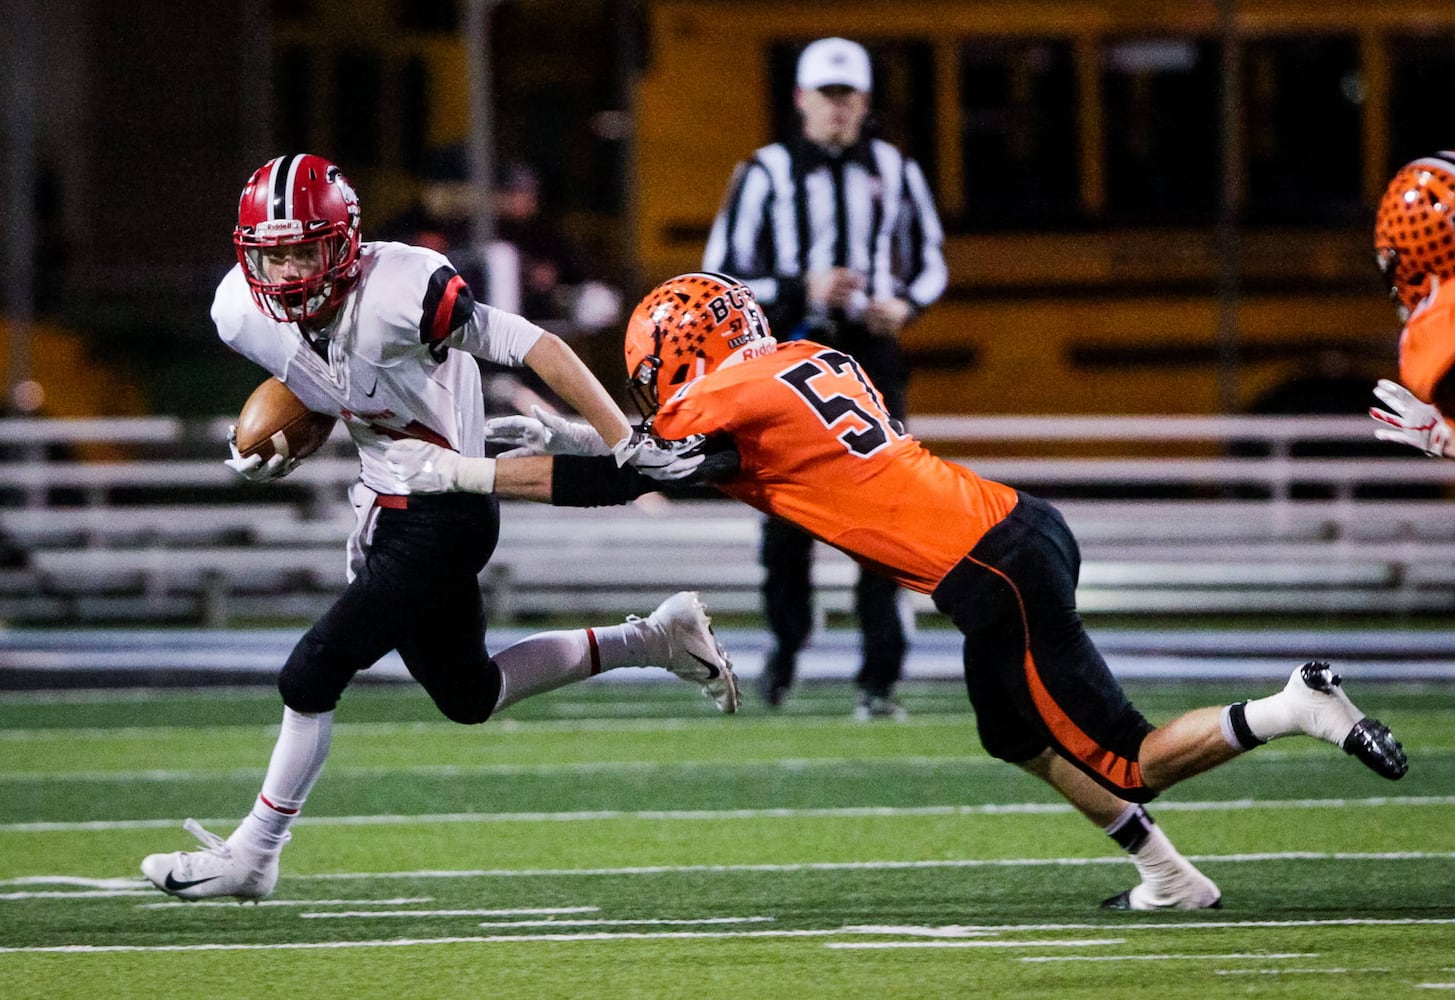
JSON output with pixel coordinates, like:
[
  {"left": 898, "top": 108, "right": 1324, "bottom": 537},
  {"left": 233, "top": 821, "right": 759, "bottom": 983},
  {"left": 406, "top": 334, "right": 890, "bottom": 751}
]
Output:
[
  {"left": 1245, "top": 36, "right": 1362, "bottom": 226},
  {"left": 1102, "top": 38, "right": 1221, "bottom": 226},
  {"left": 959, "top": 40, "right": 1079, "bottom": 230},
  {"left": 1388, "top": 32, "right": 1455, "bottom": 172}
]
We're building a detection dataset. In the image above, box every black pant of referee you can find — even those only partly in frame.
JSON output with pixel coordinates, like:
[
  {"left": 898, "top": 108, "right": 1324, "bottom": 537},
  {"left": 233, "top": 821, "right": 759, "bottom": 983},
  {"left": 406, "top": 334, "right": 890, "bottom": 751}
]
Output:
[{"left": 759, "top": 323, "right": 910, "bottom": 714}]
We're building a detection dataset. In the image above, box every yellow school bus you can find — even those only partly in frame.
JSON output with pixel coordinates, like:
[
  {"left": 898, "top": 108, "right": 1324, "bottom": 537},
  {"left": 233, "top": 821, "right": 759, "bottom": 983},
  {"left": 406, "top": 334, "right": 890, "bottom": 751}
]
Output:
[{"left": 634, "top": 1, "right": 1455, "bottom": 414}]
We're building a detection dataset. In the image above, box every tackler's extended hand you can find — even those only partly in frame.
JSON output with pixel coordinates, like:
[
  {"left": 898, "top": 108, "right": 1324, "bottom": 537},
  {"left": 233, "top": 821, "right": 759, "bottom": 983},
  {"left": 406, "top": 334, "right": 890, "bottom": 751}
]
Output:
[
  {"left": 223, "top": 425, "right": 300, "bottom": 483},
  {"left": 1370, "top": 379, "right": 1455, "bottom": 458},
  {"left": 483, "top": 405, "right": 610, "bottom": 458},
  {"left": 613, "top": 431, "right": 708, "bottom": 482}
]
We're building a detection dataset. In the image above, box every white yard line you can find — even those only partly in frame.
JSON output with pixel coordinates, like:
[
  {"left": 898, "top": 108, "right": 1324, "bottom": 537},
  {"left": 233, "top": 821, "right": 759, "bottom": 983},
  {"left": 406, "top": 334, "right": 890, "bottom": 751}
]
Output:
[
  {"left": 0, "top": 919, "right": 1451, "bottom": 956},
  {"left": 9, "top": 750, "right": 1451, "bottom": 785},
  {"left": 0, "top": 889, "right": 157, "bottom": 900},
  {"left": 1217, "top": 968, "right": 1390, "bottom": 976},
  {"left": 137, "top": 897, "right": 433, "bottom": 909},
  {"left": 1019, "top": 952, "right": 1317, "bottom": 963},
  {"left": 298, "top": 907, "right": 601, "bottom": 919},
  {"left": 0, "top": 717, "right": 752, "bottom": 742},
  {"left": 827, "top": 939, "right": 1125, "bottom": 950},
  {"left": 0, "top": 928, "right": 872, "bottom": 954},
  {"left": 8, "top": 854, "right": 1455, "bottom": 894},
  {"left": 4, "top": 796, "right": 1453, "bottom": 834},
  {"left": 0, "top": 755, "right": 1001, "bottom": 785},
  {"left": 471, "top": 918, "right": 772, "bottom": 929}
]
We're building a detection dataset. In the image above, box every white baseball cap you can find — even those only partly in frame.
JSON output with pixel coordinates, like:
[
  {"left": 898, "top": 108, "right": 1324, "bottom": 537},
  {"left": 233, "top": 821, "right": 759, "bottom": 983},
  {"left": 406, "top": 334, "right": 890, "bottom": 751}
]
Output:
[{"left": 796, "top": 37, "right": 872, "bottom": 92}]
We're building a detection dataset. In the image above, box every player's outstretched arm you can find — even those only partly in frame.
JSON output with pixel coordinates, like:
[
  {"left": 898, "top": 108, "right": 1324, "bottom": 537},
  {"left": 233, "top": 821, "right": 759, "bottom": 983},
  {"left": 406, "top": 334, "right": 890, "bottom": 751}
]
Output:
[
  {"left": 384, "top": 438, "right": 650, "bottom": 506},
  {"left": 384, "top": 438, "right": 724, "bottom": 506},
  {"left": 520, "top": 332, "right": 632, "bottom": 456},
  {"left": 1370, "top": 378, "right": 1455, "bottom": 457},
  {"left": 485, "top": 408, "right": 709, "bottom": 482}
]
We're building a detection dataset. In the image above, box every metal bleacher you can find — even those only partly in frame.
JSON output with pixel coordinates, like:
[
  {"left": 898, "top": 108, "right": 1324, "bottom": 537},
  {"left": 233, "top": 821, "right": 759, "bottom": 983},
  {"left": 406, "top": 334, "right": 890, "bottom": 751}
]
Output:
[{"left": 2, "top": 413, "right": 1454, "bottom": 626}]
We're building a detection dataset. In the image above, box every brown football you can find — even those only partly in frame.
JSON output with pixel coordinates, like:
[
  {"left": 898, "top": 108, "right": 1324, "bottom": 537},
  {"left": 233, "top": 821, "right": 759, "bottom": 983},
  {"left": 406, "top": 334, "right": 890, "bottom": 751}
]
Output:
[{"left": 235, "top": 377, "right": 338, "bottom": 462}]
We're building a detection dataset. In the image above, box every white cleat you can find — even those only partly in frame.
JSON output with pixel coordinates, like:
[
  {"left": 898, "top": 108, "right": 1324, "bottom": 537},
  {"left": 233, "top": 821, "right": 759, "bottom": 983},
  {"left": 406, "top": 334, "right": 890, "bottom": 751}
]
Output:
[
  {"left": 1102, "top": 868, "right": 1222, "bottom": 911},
  {"left": 140, "top": 819, "right": 283, "bottom": 901},
  {"left": 638, "top": 591, "right": 739, "bottom": 713},
  {"left": 1287, "top": 661, "right": 1408, "bottom": 780}
]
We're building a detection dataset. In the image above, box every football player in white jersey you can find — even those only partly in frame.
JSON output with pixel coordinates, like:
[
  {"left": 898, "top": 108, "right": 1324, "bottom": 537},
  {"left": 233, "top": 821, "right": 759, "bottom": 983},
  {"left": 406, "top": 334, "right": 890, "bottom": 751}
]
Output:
[{"left": 140, "top": 154, "right": 739, "bottom": 902}]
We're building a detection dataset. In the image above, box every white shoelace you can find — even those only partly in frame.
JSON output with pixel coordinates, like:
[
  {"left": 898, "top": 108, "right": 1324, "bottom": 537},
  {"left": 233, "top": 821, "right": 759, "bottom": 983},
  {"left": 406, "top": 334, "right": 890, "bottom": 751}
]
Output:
[{"left": 181, "top": 818, "right": 232, "bottom": 859}]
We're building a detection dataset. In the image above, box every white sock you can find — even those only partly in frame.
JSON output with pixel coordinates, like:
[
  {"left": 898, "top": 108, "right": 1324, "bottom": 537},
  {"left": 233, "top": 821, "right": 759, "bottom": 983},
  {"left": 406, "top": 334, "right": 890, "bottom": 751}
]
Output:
[
  {"left": 1106, "top": 806, "right": 1197, "bottom": 896},
  {"left": 492, "top": 621, "right": 660, "bottom": 712},
  {"left": 1240, "top": 692, "right": 1299, "bottom": 743},
  {"left": 230, "top": 707, "right": 332, "bottom": 856},
  {"left": 1127, "top": 825, "right": 1183, "bottom": 885}
]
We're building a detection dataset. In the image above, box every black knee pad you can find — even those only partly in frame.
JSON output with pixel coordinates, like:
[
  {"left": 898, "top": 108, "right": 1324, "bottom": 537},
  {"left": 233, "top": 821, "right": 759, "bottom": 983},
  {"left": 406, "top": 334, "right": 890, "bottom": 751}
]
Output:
[
  {"left": 425, "top": 661, "right": 502, "bottom": 726},
  {"left": 436, "top": 696, "right": 495, "bottom": 726},
  {"left": 978, "top": 725, "right": 1050, "bottom": 765},
  {"left": 278, "top": 634, "right": 353, "bottom": 714}
]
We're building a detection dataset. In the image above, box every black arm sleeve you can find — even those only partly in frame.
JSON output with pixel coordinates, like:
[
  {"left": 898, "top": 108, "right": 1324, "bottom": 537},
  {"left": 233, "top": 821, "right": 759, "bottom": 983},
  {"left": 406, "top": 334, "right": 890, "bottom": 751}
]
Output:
[
  {"left": 549, "top": 455, "right": 656, "bottom": 507},
  {"left": 548, "top": 435, "right": 742, "bottom": 506}
]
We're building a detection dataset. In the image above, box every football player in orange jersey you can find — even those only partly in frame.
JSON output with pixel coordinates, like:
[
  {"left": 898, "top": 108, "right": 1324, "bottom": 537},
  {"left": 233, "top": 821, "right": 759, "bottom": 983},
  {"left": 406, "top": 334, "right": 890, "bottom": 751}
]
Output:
[
  {"left": 387, "top": 272, "right": 1408, "bottom": 910},
  {"left": 1368, "top": 152, "right": 1455, "bottom": 456}
]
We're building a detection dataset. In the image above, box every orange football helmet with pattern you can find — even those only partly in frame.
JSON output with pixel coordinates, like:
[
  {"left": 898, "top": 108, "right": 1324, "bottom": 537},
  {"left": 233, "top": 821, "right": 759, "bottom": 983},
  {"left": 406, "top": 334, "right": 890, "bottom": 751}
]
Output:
[
  {"left": 624, "top": 272, "right": 775, "bottom": 416},
  {"left": 1374, "top": 152, "right": 1455, "bottom": 323}
]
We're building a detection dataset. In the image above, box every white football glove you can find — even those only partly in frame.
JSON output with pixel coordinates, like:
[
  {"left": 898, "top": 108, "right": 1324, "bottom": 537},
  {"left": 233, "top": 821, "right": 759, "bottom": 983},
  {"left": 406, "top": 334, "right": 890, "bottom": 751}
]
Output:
[
  {"left": 1370, "top": 378, "right": 1455, "bottom": 458},
  {"left": 613, "top": 430, "right": 708, "bottom": 482},
  {"left": 384, "top": 439, "right": 497, "bottom": 494},
  {"left": 224, "top": 425, "right": 300, "bottom": 483},
  {"left": 483, "top": 405, "right": 610, "bottom": 458}
]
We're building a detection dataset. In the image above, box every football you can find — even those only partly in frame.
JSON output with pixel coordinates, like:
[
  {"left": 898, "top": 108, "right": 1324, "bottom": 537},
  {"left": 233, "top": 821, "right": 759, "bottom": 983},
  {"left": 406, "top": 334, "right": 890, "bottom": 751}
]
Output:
[{"left": 234, "top": 377, "right": 338, "bottom": 462}]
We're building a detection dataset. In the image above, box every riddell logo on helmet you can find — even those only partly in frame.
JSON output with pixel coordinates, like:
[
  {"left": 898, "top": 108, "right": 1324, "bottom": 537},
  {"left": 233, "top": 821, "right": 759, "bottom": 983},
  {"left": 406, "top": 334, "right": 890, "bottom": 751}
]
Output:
[{"left": 256, "top": 220, "right": 304, "bottom": 237}]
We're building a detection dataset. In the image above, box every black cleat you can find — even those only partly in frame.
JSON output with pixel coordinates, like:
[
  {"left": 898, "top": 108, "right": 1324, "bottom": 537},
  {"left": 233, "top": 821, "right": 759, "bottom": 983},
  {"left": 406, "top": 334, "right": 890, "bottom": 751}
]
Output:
[
  {"left": 1283, "top": 661, "right": 1410, "bottom": 780},
  {"left": 1342, "top": 716, "right": 1409, "bottom": 780}
]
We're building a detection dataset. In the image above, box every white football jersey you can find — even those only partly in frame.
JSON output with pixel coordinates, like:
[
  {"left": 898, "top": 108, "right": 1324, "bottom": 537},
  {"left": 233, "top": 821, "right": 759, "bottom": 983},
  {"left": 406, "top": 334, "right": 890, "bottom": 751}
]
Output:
[{"left": 214, "top": 241, "right": 543, "bottom": 493}]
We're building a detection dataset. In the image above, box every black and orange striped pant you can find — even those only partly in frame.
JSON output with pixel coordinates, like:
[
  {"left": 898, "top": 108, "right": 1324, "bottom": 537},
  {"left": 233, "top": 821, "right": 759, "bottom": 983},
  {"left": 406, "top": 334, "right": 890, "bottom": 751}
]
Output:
[{"left": 932, "top": 492, "right": 1157, "bottom": 802}]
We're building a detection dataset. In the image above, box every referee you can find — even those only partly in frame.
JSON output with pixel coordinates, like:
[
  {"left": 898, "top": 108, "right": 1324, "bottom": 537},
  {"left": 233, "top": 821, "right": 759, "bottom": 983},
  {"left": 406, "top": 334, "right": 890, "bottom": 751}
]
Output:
[{"left": 703, "top": 36, "right": 948, "bottom": 718}]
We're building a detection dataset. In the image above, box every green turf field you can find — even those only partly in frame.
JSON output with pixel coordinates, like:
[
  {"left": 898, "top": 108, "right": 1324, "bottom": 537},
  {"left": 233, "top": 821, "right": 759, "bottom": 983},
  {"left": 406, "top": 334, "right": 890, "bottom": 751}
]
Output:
[{"left": 0, "top": 676, "right": 1451, "bottom": 999}]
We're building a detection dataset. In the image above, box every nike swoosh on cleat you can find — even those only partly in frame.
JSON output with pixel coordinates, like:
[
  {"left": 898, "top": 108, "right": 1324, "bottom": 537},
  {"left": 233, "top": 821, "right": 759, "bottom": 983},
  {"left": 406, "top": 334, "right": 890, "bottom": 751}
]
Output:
[
  {"left": 686, "top": 650, "right": 721, "bottom": 679},
  {"left": 163, "top": 873, "right": 222, "bottom": 893}
]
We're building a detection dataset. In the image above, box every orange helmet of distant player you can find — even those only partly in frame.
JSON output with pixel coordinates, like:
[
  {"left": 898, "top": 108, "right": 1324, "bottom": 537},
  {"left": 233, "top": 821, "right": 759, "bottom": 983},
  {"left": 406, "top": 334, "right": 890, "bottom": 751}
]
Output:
[
  {"left": 1374, "top": 151, "right": 1455, "bottom": 323},
  {"left": 623, "top": 272, "right": 775, "bottom": 416}
]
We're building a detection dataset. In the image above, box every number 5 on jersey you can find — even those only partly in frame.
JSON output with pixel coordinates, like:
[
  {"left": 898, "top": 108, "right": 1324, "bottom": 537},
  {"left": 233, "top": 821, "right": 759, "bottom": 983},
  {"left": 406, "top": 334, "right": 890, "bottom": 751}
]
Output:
[{"left": 777, "top": 349, "right": 905, "bottom": 457}]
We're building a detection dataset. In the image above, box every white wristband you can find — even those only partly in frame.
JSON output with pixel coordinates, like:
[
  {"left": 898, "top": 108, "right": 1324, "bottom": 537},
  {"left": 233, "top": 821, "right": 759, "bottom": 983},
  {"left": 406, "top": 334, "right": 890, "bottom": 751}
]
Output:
[{"left": 453, "top": 456, "right": 497, "bottom": 494}]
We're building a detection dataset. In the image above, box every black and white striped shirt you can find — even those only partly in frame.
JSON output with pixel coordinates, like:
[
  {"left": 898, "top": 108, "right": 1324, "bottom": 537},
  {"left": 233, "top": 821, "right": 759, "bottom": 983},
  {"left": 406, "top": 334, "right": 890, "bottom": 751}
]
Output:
[{"left": 703, "top": 136, "right": 948, "bottom": 333}]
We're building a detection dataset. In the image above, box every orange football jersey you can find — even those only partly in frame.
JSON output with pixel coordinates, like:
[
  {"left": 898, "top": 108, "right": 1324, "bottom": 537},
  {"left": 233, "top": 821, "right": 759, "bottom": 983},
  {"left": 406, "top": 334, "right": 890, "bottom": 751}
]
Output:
[
  {"left": 651, "top": 340, "right": 1020, "bottom": 593},
  {"left": 1399, "top": 279, "right": 1455, "bottom": 404}
]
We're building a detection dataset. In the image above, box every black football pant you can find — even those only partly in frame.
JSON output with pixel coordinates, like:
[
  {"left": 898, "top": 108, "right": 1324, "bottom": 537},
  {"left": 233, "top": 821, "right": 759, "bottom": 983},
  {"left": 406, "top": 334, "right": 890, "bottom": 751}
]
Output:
[
  {"left": 278, "top": 492, "right": 504, "bottom": 723},
  {"left": 931, "top": 492, "right": 1156, "bottom": 801}
]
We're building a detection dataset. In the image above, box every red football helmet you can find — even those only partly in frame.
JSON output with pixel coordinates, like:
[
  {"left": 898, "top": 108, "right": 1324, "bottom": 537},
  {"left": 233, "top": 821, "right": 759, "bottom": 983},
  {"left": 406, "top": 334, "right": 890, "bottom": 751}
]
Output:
[
  {"left": 1374, "top": 151, "right": 1455, "bottom": 323},
  {"left": 234, "top": 154, "right": 362, "bottom": 324},
  {"left": 624, "top": 272, "right": 775, "bottom": 416}
]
